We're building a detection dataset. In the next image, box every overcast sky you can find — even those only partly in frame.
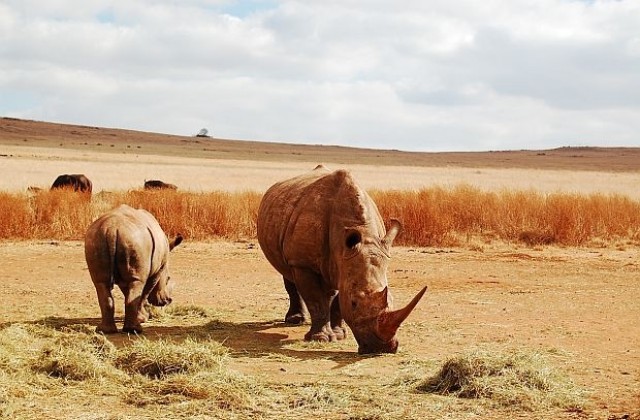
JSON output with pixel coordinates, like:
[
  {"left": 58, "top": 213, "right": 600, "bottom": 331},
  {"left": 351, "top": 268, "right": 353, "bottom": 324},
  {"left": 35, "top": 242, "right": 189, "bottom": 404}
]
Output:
[{"left": 1, "top": 0, "right": 639, "bottom": 152}]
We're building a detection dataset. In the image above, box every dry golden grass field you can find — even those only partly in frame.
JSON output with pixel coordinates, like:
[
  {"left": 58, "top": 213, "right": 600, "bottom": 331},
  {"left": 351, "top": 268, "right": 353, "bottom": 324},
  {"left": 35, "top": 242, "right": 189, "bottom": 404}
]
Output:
[{"left": 1, "top": 118, "right": 639, "bottom": 419}]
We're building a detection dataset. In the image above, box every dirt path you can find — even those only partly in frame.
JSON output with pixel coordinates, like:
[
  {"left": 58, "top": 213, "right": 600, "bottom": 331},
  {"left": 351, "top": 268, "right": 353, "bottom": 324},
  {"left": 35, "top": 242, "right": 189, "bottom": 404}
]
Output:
[{"left": 1, "top": 240, "right": 639, "bottom": 418}]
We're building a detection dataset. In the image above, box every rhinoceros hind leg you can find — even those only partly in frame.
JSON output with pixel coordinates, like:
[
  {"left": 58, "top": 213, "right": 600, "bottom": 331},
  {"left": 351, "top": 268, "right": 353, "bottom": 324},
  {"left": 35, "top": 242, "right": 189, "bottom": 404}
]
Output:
[
  {"left": 93, "top": 283, "right": 118, "bottom": 334},
  {"left": 283, "top": 277, "right": 306, "bottom": 325},
  {"left": 121, "top": 280, "right": 145, "bottom": 334}
]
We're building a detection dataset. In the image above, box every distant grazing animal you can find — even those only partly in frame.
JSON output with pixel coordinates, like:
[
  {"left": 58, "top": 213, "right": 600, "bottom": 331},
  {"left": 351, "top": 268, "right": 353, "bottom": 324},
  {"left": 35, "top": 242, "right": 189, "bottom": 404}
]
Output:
[
  {"left": 144, "top": 180, "right": 178, "bottom": 190},
  {"left": 84, "top": 204, "right": 183, "bottom": 334},
  {"left": 51, "top": 174, "right": 92, "bottom": 194},
  {"left": 257, "top": 165, "right": 427, "bottom": 354}
]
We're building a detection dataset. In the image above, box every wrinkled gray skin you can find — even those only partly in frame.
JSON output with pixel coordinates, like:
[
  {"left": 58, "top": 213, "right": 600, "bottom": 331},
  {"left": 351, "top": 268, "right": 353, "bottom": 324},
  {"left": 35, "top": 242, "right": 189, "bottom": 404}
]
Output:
[
  {"left": 257, "top": 165, "right": 427, "bottom": 354},
  {"left": 84, "top": 204, "right": 183, "bottom": 334}
]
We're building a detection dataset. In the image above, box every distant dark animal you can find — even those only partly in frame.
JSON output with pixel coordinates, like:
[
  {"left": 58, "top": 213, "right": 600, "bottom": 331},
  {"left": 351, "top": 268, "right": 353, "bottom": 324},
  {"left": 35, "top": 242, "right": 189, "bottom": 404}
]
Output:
[
  {"left": 144, "top": 179, "right": 178, "bottom": 190},
  {"left": 257, "top": 165, "right": 427, "bottom": 354},
  {"left": 51, "top": 174, "right": 92, "bottom": 194},
  {"left": 84, "top": 204, "right": 183, "bottom": 334}
]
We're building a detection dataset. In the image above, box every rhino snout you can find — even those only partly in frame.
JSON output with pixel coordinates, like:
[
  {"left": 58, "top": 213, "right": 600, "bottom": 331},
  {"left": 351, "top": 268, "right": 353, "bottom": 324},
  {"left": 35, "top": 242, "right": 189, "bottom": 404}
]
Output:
[
  {"left": 357, "top": 337, "right": 399, "bottom": 355},
  {"left": 353, "top": 328, "right": 399, "bottom": 354},
  {"left": 148, "top": 293, "right": 172, "bottom": 307}
]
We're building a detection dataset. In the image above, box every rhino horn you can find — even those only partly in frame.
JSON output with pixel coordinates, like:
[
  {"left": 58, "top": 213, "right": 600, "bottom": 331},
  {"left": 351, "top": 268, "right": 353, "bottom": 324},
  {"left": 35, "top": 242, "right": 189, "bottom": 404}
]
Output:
[
  {"left": 382, "top": 219, "right": 402, "bottom": 250},
  {"left": 376, "top": 286, "right": 428, "bottom": 342}
]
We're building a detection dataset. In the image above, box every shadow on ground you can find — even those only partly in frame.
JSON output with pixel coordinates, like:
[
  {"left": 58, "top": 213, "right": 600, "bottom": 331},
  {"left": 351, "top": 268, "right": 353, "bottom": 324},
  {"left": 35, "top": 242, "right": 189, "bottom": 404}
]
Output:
[{"left": 8, "top": 315, "right": 366, "bottom": 368}]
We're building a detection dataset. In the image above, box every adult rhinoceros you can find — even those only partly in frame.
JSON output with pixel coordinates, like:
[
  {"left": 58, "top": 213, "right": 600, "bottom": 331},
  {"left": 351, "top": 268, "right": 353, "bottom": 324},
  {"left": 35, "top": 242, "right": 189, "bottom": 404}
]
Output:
[
  {"left": 51, "top": 174, "right": 92, "bottom": 194},
  {"left": 257, "top": 165, "right": 427, "bottom": 354},
  {"left": 84, "top": 204, "right": 183, "bottom": 334}
]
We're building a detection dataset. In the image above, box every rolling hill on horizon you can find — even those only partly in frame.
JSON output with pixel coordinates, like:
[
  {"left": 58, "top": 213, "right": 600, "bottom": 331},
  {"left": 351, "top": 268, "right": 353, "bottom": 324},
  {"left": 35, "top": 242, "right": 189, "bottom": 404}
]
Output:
[{"left": 1, "top": 117, "right": 639, "bottom": 172}]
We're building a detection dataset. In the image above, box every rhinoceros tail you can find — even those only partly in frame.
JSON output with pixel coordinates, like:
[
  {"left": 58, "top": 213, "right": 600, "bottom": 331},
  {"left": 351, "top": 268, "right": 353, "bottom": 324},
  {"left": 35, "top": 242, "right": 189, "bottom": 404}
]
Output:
[{"left": 108, "top": 229, "right": 119, "bottom": 289}]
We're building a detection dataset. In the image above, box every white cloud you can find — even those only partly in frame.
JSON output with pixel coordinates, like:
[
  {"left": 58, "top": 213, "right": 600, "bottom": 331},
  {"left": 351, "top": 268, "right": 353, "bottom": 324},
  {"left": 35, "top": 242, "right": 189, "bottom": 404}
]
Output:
[{"left": 1, "top": 0, "right": 639, "bottom": 151}]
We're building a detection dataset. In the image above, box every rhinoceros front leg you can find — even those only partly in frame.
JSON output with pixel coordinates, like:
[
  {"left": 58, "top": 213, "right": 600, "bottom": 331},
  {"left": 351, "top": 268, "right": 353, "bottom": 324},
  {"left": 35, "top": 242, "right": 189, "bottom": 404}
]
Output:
[
  {"left": 93, "top": 282, "right": 118, "bottom": 334},
  {"left": 119, "top": 280, "right": 146, "bottom": 334},
  {"left": 330, "top": 295, "right": 347, "bottom": 340},
  {"left": 292, "top": 268, "right": 339, "bottom": 342},
  {"left": 283, "top": 277, "right": 307, "bottom": 325}
]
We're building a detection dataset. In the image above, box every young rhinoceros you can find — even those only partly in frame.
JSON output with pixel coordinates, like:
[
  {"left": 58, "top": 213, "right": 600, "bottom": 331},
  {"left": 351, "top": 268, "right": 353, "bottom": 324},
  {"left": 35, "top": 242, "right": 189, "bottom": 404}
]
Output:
[
  {"left": 84, "top": 204, "right": 183, "bottom": 334},
  {"left": 257, "top": 165, "right": 427, "bottom": 354}
]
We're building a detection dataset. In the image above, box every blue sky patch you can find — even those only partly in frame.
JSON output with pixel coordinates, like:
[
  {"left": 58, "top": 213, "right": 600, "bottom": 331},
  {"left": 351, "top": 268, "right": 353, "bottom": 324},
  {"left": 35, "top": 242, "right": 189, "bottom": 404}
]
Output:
[{"left": 222, "top": 0, "right": 278, "bottom": 18}]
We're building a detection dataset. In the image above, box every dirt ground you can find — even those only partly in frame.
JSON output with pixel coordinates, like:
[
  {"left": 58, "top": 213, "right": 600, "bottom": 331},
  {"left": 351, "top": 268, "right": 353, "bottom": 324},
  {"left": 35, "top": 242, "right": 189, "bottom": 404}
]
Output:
[{"left": 1, "top": 239, "right": 639, "bottom": 418}]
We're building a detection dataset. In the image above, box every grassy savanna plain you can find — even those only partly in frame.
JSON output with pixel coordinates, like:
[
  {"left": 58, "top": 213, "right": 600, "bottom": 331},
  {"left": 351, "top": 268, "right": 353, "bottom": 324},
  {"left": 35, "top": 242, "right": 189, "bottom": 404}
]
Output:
[{"left": 1, "top": 118, "right": 639, "bottom": 419}]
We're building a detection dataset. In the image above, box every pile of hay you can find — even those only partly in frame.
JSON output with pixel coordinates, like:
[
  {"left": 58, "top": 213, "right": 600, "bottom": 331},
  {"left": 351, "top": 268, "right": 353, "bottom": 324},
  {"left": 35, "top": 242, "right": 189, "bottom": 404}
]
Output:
[{"left": 417, "top": 349, "right": 586, "bottom": 411}]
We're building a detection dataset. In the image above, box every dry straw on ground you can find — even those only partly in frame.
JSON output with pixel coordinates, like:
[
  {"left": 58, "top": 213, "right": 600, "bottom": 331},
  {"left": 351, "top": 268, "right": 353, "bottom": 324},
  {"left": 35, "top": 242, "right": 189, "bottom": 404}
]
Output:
[
  {"left": 0, "top": 305, "right": 589, "bottom": 419},
  {"left": 416, "top": 349, "right": 587, "bottom": 411}
]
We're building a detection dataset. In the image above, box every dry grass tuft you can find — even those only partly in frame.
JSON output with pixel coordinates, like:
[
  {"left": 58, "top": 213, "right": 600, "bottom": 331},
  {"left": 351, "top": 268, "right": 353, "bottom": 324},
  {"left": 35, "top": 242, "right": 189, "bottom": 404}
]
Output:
[
  {"left": 417, "top": 349, "right": 587, "bottom": 411},
  {"left": 125, "top": 370, "right": 262, "bottom": 410},
  {"left": 0, "top": 323, "right": 123, "bottom": 382},
  {"left": 114, "top": 336, "right": 228, "bottom": 379},
  {"left": 32, "top": 334, "right": 120, "bottom": 381},
  {"left": 287, "top": 383, "right": 349, "bottom": 410},
  {"left": 144, "top": 303, "right": 218, "bottom": 321},
  {"left": 161, "top": 303, "right": 219, "bottom": 319}
]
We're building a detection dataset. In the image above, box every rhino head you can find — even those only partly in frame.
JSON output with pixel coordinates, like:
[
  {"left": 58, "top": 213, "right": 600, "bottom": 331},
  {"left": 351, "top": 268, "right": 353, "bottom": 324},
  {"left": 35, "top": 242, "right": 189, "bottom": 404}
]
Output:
[
  {"left": 337, "top": 220, "right": 427, "bottom": 354},
  {"left": 147, "top": 233, "right": 184, "bottom": 306}
]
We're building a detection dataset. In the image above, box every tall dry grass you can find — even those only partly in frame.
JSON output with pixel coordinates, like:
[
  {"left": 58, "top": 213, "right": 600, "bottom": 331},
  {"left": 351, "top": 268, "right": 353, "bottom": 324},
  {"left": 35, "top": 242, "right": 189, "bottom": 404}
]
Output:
[
  {"left": 371, "top": 185, "right": 640, "bottom": 246},
  {"left": 0, "top": 189, "right": 261, "bottom": 242},
  {"left": 2, "top": 185, "right": 640, "bottom": 247}
]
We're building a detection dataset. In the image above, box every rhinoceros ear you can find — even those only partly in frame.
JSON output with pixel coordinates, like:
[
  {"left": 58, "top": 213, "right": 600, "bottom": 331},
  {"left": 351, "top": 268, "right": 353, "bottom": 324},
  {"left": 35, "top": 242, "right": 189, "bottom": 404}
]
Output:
[
  {"left": 169, "top": 233, "right": 184, "bottom": 251},
  {"left": 382, "top": 219, "right": 402, "bottom": 250}
]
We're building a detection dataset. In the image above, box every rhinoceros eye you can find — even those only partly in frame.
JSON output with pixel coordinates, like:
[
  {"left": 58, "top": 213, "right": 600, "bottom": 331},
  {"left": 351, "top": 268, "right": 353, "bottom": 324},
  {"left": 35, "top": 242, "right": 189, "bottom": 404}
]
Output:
[{"left": 345, "top": 231, "right": 362, "bottom": 249}]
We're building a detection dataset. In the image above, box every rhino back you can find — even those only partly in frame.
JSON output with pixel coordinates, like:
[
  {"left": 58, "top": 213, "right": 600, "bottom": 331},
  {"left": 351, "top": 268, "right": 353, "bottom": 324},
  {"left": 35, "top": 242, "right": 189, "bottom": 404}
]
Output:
[
  {"left": 257, "top": 168, "right": 385, "bottom": 283},
  {"left": 85, "top": 205, "right": 169, "bottom": 282}
]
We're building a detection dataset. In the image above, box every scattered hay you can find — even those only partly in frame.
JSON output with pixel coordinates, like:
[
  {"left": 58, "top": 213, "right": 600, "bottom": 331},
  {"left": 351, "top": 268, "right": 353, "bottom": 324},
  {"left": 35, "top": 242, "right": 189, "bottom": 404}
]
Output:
[
  {"left": 115, "top": 336, "right": 228, "bottom": 378},
  {"left": 32, "top": 333, "right": 122, "bottom": 381},
  {"left": 125, "top": 371, "right": 261, "bottom": 410},
  {"left": 161, "top": 303, "right": 218, "bottom": 319},
  {"left": 288, "top": 383, "right": 349, "bottom": 410},
  {"left": 146, "top": 303, "right": 212, "bottom": 320},
  {"left": 417, "top": 349, "right": 587, "bottom": 411}
]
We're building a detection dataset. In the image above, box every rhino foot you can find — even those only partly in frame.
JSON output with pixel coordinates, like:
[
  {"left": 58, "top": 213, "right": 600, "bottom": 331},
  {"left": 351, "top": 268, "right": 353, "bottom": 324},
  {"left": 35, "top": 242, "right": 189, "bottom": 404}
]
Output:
[
  {"left": 285, "top": 312, "right": 306, "bottom": 325},
  {"left": 304, "top": 331, "right": 332, "bottom": 342},
  {"left": 304, "top": 326, "right": 344, "bottom": 342},
  {"left": 332, "top": 326, "right": 348, "bottom": 340},
  {"left": 122, "top": 325, "right": 143, "bottom": 335},
  {"left": 96, "top": 324, "right": 118, "bottom": 334}
]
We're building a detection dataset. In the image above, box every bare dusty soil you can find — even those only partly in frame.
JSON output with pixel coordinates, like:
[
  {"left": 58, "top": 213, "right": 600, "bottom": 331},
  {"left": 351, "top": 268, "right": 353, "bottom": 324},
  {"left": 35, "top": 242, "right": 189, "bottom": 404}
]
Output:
[{"left": 1, "top": 240, "right": 639, "bottom": 419}]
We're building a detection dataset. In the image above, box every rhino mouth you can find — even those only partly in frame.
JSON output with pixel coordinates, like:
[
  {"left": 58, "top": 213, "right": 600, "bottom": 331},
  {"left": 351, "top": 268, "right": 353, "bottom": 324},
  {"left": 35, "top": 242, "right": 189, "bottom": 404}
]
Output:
[
  {"left": 350, "top": 326, "right": 399, "bottom": 355},
  {"left": 148, "top": 294, "right": 172, "bottom": 306},
  {"left": 357, "top": 337, "right": 398, "bottom": 355}
]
